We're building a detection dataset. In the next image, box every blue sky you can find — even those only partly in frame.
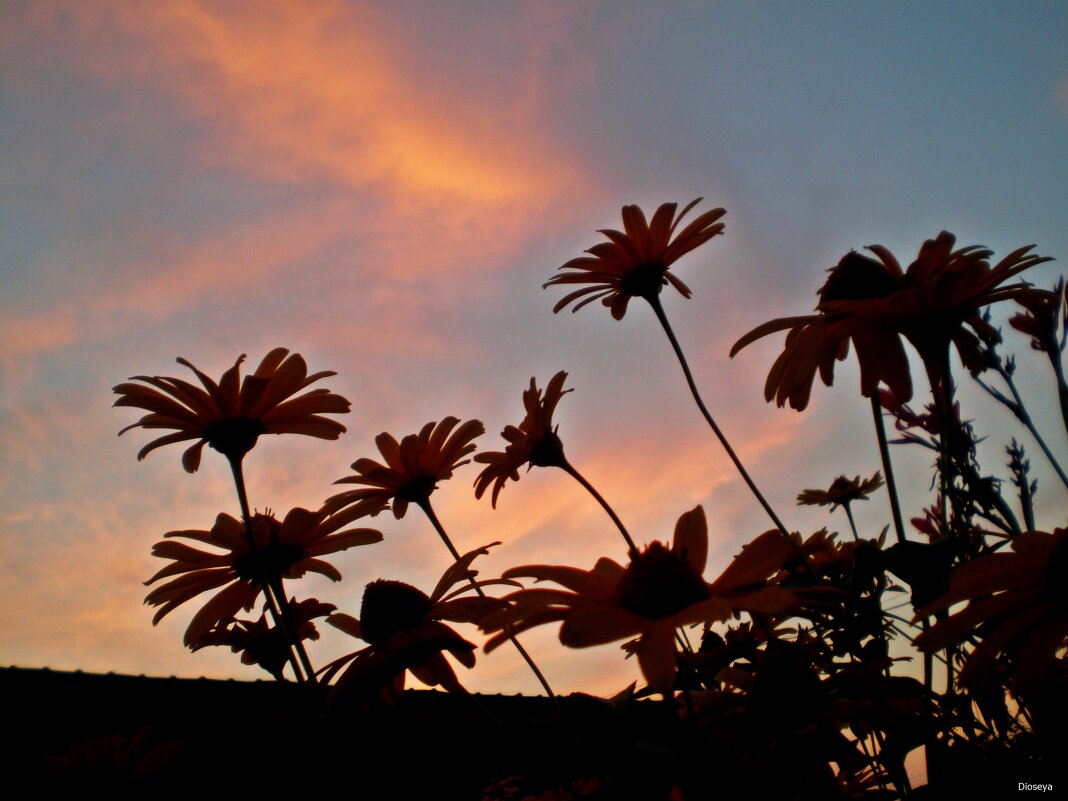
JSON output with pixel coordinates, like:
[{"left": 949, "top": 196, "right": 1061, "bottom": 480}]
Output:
[{"left": 1, "top": 1, "right": 1066, "bottom": 698}]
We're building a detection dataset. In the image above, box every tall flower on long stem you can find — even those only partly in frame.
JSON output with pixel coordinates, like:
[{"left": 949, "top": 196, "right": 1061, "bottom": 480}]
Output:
[
  {"left": 474, "top": 371, "right": 638, "bottom": 555},
  {"left": 546, "top": 201, "right": 790, "bottom": 538},
  {"left": 326, "top": 419, "right": 556, "bottom": 698},
  {"left": 116, "top": 348, "right": 353, "bottom": 682}
]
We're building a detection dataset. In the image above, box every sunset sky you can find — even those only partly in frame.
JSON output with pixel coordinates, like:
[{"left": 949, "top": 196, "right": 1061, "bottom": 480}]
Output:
[{"left": 3, "top": 1, "right": 1068, "bottom": 698}]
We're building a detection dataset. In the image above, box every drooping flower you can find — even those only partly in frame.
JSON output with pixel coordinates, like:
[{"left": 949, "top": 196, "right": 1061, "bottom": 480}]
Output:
[
  {"left": 319, "top": 543, "right": 514, "bottom": 701},
  {"left": 1010, "top": 279, "right": 1066, "bottom": 356},
  {"left": 916, "top": 528, "right": 1068, "bottom": 691},
  {"left": 474, "top": 371, "right": 572, "bottom": 507},
  {"left": 731, "top": 233, "right": 1052, "bottom": 410},
  {"left": 190, "top": 598, "right": 336, "bottom": 681},
  {"left": 114, "top": 348, "right": 351, "bottom": 472},
  {"left": 325, "top": 417, "right": 485, "bottom": 519},
  {"left": 144, "top": 506, "right": 382, "bottom": 645},
  {"left": 545, "top": 200, "right": 726, "bottom": 320},
  {"left": 797, "top": 473, "right": 884, "bottom": 511},
  {"left": 482, "top": 506, "right": 794, "bottom": 693}
]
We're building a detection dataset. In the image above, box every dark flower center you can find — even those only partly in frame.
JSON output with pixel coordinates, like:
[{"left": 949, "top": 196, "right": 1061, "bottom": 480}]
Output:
[
  {"left": 528, "top": 429, "right": 566, "bottom": 468},
  {"left": 232, "top": 514, "right": 304, "bottom": 582},
  {"left": 617, "top": 542, "right": 710, "bottom": 618},
  {"left": 360, "top": 579, "right": 433, "bottom": 646},
  {"left": 619, "top": 262, "right": 667, "bottom": 300},
  {"left": 204, "top": 417, "right": 266, "bottom": 460},
  {"left": 818, "top": 252, "right": 901, "bottom": 305},
  {"left": 396, "top": 475, "right": 438, "bottom": 504}
]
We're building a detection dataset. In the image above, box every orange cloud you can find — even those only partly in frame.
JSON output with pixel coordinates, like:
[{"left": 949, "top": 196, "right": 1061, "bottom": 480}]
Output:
[{"left": 16, "top": 1, "right": 577, "bottom": 209}]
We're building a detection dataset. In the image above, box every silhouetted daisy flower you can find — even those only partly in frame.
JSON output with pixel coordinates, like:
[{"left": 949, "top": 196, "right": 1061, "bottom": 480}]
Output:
[
  {"left": 320, "top": 543, "right": 513, "bottom": 700},
  {"left": 545, "top": 200, "right": 725, "bottom": 320},
  {"left": 325, "top": 417, "right": 484, "bottom": 519},
  {"left": 483, "top": 507, "right": 793, "bottom": 693},
  {"left": 474, "top": 370, "right": 572, "bottom": 507},
  {"left": 732, "top": 233, "right": 1051, "bottom": 409},
  {"left": 144, "top": 506, "right": 382, "bottom": 645},
  {"left": 797, "top": 473, "right": 883, "bottom": 511},
  {"left": 114, "top": 348, "right": 350, "bottom": 471},
  {"left": 191, "top": 598, "right": 336, "bottom": 680}
]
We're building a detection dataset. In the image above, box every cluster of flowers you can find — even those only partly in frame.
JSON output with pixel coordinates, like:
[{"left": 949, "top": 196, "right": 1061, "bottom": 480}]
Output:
[{"left": 114, "top": 202, "right": 1067, "bottom": 798}]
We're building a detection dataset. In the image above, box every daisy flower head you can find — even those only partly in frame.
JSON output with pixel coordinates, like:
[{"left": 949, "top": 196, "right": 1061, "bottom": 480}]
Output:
[
  {"left": 190, "top": 598, "right": 336, "bottom": 681},
  {"left": 325, "top": 417, "right": 485, "bottom": 519},
  {"left": 483, "top": 506, "right": 793, "bottom": 694},
  {"left": 474, "top": 370, "right": 573, "bottom": 507},
  {"left": 797, "top": 473, "right": 884, "bottom": 511},
  {"left": 320, "top": 542, "right": 513, "bottom": 701},
  {"left": 732, "top": 233, "right": 1052, "bottom": 410},
  {"left": 114, "top": 348, "right": 351, "bottom": 472},
  {"left": 144, "top": 505, "right": 382, "bottom": 646},
  {"left": 546, "top": 200, "right": 726, "bottom": 320}
]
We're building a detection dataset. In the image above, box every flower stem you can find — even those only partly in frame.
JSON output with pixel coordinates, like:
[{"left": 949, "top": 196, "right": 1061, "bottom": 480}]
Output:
[
  {"left": 227, "top": 455, "right": 314, "bottom": 684},
  {"left": 842, "top": 503, "right": 860, "bottom": 542},
  {"left": 416, "top": 497, "right": 557, "bottom": 700},
  {"left": 870, "top": 395, "right": 908, "bottom": 545},
  {"left": 559, "top": 458, "right": 639, "bottom": 557},
  {"left": 647, "top": 294, "right": 790, "bottom": 539}
]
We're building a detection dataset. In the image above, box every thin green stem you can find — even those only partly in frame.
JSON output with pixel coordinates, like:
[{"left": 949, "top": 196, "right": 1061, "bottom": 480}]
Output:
[
  {"left": 417, "top": 497, "right": 557, "bottom": 700},
  {"left": 647, "top": 293, "right": 790, "bottom": 539},
  {"left": 559, "top": 458, "right": 639, "bottom": 557},
  {"left": 870, "top": 395, "right": 908, "bottom": 545},
  {"left": 227, "top": 456, "right": 312, "bottom": 684}
]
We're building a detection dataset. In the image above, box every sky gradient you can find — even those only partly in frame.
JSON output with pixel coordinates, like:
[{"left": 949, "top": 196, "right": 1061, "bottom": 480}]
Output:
[{"left": 2, "top": 1, "right": 1068, "bottom": 702}]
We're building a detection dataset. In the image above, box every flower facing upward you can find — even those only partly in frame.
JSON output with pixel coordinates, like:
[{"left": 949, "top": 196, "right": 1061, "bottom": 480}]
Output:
[
  {"left": 545, "top": 200, "right": 726, "bottom": 320},
  {"left": 144, "top": 506, "right": 382, "bottom": 646},
  {"left": 916, "top": 528, "right": 1068, "bottom": 691},
  {"left": 474, "top": 371, "right": 573, "bottom": 507},
  {"left": 731, "top": 233, "right": 1052, "bottom": 409},
  {"left": 319, "top": 543, "right": 513, "bottom": 700},
  {"left": 482, "top": 506, "right": 793, "bottom": 693},
  {"left": 797, "top": 473, "right": 884, "bottom": 511},
  {"left": 325, "top": 417, "right": 485, "bottom": 519},
  {"left": 114, "top": 348, "right": 351, "bottom": 472}
]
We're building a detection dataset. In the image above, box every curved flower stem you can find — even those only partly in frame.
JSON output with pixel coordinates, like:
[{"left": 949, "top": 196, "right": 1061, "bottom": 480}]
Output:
[
  {"left": 870, "top": 395, "right": 908, "bottom": 545},
  {"left": 560, "top": 458, "right": 694, "bottom": 656},
  {"left": 416, "top": 497, "right": 557, "bottom": 700},
  {"left": 559, "top": 458, "right": 639, "bottom": 557},
  {"left": 227, "top": 456, "right": 312, "bottom": 684},
  {"left": 646, "top": 293, "right": 790, "bottom": 539}
]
